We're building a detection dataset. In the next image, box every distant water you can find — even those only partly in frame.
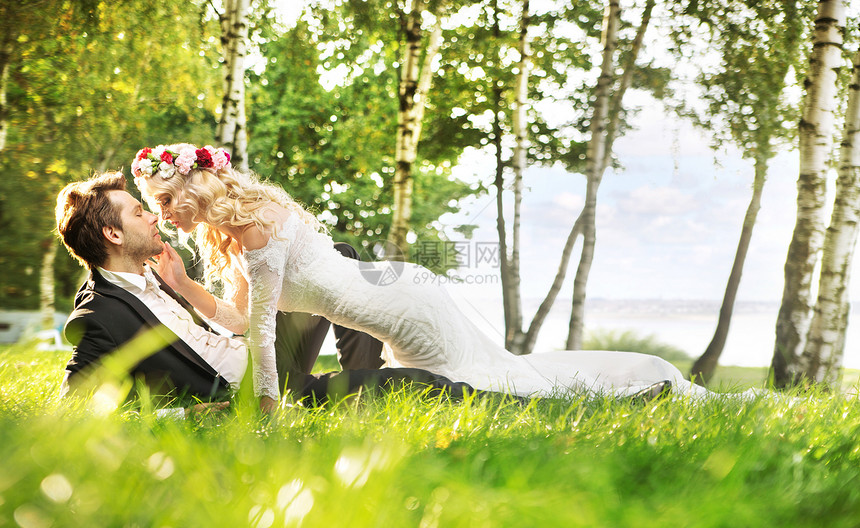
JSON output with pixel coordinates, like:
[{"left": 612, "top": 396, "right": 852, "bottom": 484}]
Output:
[
  {"left": 449, "top": 295, "right": 860, "bottom": 369},
  {"left": 320, "top": 294, "right": 860, "bottom": 369}
]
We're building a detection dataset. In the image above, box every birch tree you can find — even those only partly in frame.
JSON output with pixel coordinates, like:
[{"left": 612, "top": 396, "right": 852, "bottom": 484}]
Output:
[
  {"left": 496, "top": 0, "right": 529, "bottom": 351},
  {"left": 771, "top": 0, "right": 846, "bottom": 388},
  {"left": 491, "top": 0, "right": 514, "bottom": 347},
  {"left": 0, "top": 22, "right": 12, "bottom": 153},
  {"left": 493, "top": 0, "right": 655, "bottom": 355},
  {"left": 798, "top": 47, "right": 860, "bottom": 386},
  {"left": 562, "top": 0, "right": 620, "bottom": 350},
  {"left": 249, "top": 4, "right": 478, "bottom": 265},
  {"left": 39, "top": 243, "right": 56, "bottom": 330},
  {"left": 682, "top": 0, "right": 809, "bottom": 384},
  {"left": 474, "top": 0, "right": 593, "bottom": 351},
  {"left": 563, "top": 0, "right": 654, "bottom": 350},
  {"left": 387, "top": 0, "right": 444, "bottom": 259},
  {"left": 214, "top": 0, "right": 251, "bottom": 170}
]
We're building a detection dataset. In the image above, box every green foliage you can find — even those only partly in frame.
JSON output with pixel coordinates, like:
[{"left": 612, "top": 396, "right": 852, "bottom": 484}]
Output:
[
  {"left": 669, "top": 0, "right": 815, "bottom": 157},
  {"left": 433, "top": 0, "right": 599, "bottom": 173},
  {"left": 247, "top": 10, "right": 481, "bottom": 271},
  {"left": 4, "top": 344, "right": 860, "bottom": 526},
  {"left": 583, "top": 328, "right": 692, "bottom": 362},
  {"left": 247, "top": 19, "right": 398, "bottom": 247}
]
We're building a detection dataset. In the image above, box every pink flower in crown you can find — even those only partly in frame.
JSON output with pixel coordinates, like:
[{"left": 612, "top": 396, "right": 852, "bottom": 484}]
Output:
[
  {"left": 212, "top": 150, "right": 230, "bottom": 170},
  {"left": 175, "top": 147, "right": 197, "bottom": 175}
]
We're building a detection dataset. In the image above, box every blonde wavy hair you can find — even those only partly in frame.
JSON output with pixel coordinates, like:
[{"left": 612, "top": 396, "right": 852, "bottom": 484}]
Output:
[{"left": 135, "top": 143, "right": 323, "bottom": 289}]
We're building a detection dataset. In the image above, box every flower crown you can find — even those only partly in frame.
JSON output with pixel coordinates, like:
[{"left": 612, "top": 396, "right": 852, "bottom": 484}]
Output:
[{"left": 132, "top": 145, "right": 231, "bottom": 180}]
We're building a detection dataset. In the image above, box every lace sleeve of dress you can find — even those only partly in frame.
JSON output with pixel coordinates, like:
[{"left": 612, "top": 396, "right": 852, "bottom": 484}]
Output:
[
  {"left": 245, "top": 237, "right": 288, "bottom": 400},
  {"left": 211, "top": 295, "right": 249, "bottom": 335},
  {"left": 209, "top": 265, "right": 250, "bottom": 334}
]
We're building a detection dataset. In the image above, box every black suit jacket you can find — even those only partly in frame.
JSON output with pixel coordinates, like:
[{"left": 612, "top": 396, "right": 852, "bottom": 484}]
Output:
[{"left": 63, "top": 269, "right": 231, "bottom": 401}]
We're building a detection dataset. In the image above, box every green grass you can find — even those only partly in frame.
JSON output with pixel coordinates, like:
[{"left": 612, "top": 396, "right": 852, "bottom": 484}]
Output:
[{"left": 2, "top": 344, "right": 860, "bottom": 527}]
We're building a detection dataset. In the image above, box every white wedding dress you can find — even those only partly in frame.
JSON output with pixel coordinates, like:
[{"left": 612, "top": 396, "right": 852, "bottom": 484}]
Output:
[{"left": 243, "top": 214, "right": 713, "bottom": 400}]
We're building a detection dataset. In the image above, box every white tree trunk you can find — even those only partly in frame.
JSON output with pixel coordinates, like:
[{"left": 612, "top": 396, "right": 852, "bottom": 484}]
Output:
[
  {"left": 491, "top": 0, "right": 516, "bottom": 345},
  {"left": 564, "top": 0, "right": 653, "bottom": 351},
  {"left": 39, "top": 243, "right": 55, "bottom": 331},
  {"left": 387, "top": 3, "right": 442, "bottom": 259},
  {"left": 565, "top": 0, "right": 620, "bottom": 350},
  {"left": 523, "top": 0, "right": 651, "bottom": 354},
  {"left": 521, "top": 213, "right": 584, "bottom": 353},
  {"left": 0, "top": 39, "right": 12, "bottom": 153},
  {"left": 216, "top": 0, "right": 250, "bottom": 170},
  {"left": 799, "top": 47, "right": 860, "bottom": 385},
  {"left": 215, "top": 0, "right": 233, "bottom": 143},
  {"left": 505, "top": 0, "right": 530, "bottom": 353},
  {"left": 771, "top": 0, "right": 845, "bottom": 387}
]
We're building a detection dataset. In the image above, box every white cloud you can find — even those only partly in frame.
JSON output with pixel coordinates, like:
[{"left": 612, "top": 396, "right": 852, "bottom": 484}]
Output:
[
  {"left": 615, "top": 185, "right": 698, "bottom": 215},
  {"left": 552, "top": 191, "right": 583, "bottom": 211}
]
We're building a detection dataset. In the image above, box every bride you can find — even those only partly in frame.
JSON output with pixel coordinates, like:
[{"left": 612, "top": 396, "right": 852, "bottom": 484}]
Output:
[{"left": 132, "top": 143, "right": 712, "bottom": 410}]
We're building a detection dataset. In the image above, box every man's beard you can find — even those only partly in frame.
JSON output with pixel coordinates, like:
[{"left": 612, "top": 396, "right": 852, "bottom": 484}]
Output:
[{"left": 125, "top": 230, "right": 162, "bottom": 264}]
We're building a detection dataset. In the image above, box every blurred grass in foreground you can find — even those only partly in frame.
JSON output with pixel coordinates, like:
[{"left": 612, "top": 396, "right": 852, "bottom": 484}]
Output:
[{"left": 2, "top": 343, "right": 860, "bottom": 527}]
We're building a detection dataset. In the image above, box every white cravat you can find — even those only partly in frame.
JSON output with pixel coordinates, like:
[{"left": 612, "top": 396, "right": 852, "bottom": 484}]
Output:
[{"left": 97, "top": 266, "right": 247, "bottom": 390}]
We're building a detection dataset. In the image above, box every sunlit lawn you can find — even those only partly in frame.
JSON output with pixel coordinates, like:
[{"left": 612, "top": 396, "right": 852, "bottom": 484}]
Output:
[
  {"left": 2, "top": 343, "right": 860, "bottom": 527},
  {"left": 671, "top": 360, "right": 860, "bottom": 393}
]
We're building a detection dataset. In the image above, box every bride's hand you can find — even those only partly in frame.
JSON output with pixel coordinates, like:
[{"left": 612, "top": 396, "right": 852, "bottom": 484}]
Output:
[
  {"left": 260, "top": 396, "right": 278, "bottom": 414},
  {"left": 151, "top": 242, "right": 188, "bottom": 291}
]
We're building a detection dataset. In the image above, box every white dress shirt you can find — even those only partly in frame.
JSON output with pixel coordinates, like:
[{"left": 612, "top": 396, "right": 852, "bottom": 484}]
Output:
[{"left": 97, "top": 266, "right": 248, "bottom": 390}]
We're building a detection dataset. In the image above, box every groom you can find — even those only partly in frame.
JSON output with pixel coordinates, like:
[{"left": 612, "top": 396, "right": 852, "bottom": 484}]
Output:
[{"left": 55, "top": 171, "right": 477, "bottom": 409}]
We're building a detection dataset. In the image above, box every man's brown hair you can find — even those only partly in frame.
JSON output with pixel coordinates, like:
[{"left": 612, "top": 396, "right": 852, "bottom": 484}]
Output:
[{"left": 55, "top": 171, "right": 127, "bottom": 269}]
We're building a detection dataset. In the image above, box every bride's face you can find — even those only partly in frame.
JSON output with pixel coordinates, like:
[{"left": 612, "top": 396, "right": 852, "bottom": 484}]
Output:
[{"left": 155, "top": 193, "right": 198, "bottom": 233}]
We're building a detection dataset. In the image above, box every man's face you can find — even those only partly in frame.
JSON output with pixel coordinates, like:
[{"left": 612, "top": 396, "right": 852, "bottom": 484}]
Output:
[{"left": 108, "top": 190, "right": 163, "bottom": 263}]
